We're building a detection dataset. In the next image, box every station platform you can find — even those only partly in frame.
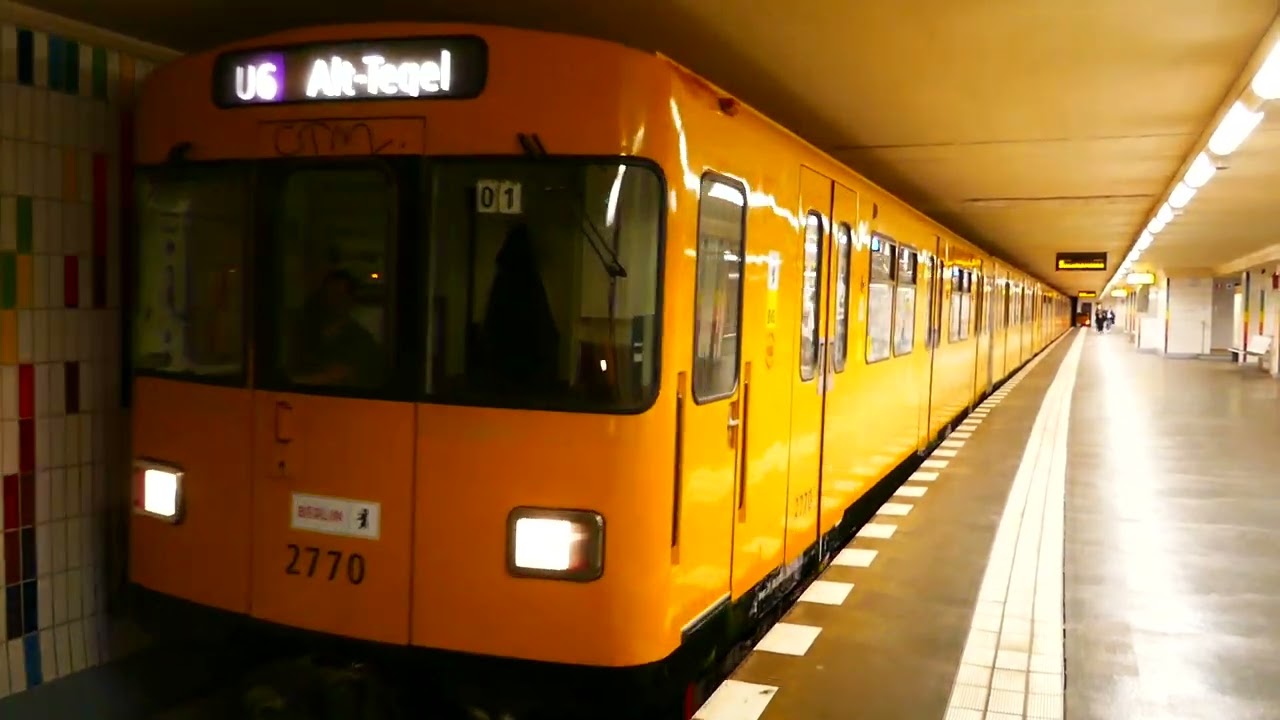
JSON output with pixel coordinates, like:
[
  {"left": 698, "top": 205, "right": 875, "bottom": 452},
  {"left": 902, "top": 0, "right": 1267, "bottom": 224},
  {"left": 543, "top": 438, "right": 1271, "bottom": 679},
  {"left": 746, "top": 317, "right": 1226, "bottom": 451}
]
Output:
[{"left": 696, "top": 329, "right": 1280, "bottom": 720}]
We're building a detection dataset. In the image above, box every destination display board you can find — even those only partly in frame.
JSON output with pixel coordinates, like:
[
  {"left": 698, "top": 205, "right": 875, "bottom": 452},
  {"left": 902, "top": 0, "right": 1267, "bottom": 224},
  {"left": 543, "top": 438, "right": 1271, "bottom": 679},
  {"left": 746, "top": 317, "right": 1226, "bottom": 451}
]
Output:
[
  {"left": 1056, "top": 252, "right": 1107, "bottom": 271},
  {"left": 213, "top": 35, "right": 488, "bottom": 107}
]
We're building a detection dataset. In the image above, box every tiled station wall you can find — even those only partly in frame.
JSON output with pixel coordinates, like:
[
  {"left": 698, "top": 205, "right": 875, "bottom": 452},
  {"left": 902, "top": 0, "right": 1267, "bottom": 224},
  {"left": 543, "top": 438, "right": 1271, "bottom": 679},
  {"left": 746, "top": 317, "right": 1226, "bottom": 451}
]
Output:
[{"left": 0, "top": 19, "right": 159, "bottom": 697}]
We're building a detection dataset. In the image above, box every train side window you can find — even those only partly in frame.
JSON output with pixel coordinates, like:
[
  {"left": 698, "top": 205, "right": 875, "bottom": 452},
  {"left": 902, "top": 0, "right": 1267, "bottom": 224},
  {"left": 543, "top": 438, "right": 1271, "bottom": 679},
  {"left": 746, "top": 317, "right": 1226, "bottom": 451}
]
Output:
[
  {"left": 892, "top": 247, "right": 917, "bottom": 356},
  {"left": 799, "top": 212, "right": 823, "bottom": 381},
  {"left": 959, "top": 269, "right": 972, "bottom": 341},
  {"left": 931, "top": 258, "right": 944, "bottom": 348},
  {"left": 866, "top": 234, "right": 894, "bottom": 363},
  {"left": 948, "top": 268, "right": 962, "bottom": 343},
  {"left": 692, "top": 175, "right": 747, "bottom": 402},
  {"left": 832, "top": 222, "right": 852, "bottom": 372},
  {"left": 974, "top": 271, "right": 985, "bottom": 335}
]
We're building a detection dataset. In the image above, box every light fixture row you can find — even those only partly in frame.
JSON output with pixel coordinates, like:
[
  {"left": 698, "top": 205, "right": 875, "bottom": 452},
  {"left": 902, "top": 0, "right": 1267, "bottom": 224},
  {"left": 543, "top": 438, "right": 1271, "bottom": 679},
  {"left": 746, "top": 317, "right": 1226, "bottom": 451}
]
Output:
[{"left": 1100, "top": 36, "right": 1280, "bottom": 295}]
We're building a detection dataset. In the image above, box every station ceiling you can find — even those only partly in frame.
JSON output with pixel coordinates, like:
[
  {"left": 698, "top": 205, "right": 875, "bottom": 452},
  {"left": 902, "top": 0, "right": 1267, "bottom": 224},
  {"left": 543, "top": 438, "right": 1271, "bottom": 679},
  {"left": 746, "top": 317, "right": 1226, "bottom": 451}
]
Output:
[{"left": 26, "top": 0, "right": 1280, "bottom": 294}]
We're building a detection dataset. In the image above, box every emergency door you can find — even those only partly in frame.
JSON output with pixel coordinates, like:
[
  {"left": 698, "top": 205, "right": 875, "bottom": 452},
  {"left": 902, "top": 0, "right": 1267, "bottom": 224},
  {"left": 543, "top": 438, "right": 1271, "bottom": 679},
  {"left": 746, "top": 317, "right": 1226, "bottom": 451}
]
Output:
[{"left": 248, "top": 162, "right": 415, "bottom": 644}]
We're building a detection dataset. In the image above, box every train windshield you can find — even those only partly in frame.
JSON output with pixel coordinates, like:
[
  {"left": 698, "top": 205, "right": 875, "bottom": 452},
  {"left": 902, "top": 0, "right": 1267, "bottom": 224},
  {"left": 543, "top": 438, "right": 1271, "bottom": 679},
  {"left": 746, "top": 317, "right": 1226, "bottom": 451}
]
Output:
[
  {"left": 425, "top": 160, "right": 663, "bottom": 411},
  {"left": 133, "top": 166, "right": 249, "bottom": 383},
  {"left": 131, "top": 158, "right": 664, "bottom": 413}
]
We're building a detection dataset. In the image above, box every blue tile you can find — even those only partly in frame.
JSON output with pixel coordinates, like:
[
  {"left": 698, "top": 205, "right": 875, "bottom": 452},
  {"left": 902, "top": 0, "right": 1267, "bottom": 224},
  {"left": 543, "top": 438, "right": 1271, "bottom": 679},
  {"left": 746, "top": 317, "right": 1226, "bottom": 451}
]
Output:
[
  {"left": 16, "top": 29, "right": 33, "bottom": 86},
  {"left": 22, "top": 632, "right": 42, "bottom": 687},
  {"left": 47, "top": 35, "right": 64, "bottom": 92},
  {"left": 20, "top": 579, "right": 36, "bottom": 635},
  {"left": 5, "top": 585, "right": 21, "bottom": 640}
]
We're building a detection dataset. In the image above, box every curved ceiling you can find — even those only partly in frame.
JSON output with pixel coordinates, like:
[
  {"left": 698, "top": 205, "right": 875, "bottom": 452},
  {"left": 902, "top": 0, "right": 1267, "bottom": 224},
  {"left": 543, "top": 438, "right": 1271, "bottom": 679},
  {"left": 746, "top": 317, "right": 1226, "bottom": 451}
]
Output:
[{"left": 22, "top": 0, "right": 1280, "bottom": 294}]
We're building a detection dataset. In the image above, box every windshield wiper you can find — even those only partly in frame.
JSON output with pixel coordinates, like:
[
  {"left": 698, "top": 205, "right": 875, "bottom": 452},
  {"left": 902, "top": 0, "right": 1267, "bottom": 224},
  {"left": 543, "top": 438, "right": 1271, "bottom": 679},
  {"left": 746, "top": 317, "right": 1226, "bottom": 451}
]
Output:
[{"left": 518, "top": 133, "right": 627, "bottom": 279}]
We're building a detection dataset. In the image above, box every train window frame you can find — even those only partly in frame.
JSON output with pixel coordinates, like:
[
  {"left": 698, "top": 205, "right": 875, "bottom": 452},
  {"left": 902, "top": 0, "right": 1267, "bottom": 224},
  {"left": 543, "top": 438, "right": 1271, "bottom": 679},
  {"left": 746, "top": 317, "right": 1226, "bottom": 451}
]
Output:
[
  {"left": 690, "top": 172, "right": 748, "bottom": 404},
  {"left": 419, "top": 153, "right": 669, "bottom": 415},
  {"left": 892, "top": 245, "right": 917, "bottom": 357},
  {"left": 799, "top": 211, "right": 825, "bottom": 382},
  {"left": 959, "top": 269, "right": 972, "bottom": 341},
  {"left": 131, "top": 162, "right": 254, "bottom": 390},
  {"left": 947, "top": 266, "right": 962, "bottom": 344},
  {"left": 254, "top": 157, "right": 409, "bottom": 402},
  {"left": 832, "top": 221, "right": 853, "bottom": 373},
  {"left": 865, "top": 232, "right": 896, "bottom": 364}
]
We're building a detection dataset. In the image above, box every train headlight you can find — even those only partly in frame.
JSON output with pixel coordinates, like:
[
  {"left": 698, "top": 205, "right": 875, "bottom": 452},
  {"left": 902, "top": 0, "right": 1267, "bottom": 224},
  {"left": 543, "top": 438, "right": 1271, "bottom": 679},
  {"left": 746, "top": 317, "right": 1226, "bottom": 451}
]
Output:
[
  {"left": 506, "top": 507, "right": 604, "bottom": 582},
  {"left": 133, "top": 460, "right": 184, "bottom": 523}
]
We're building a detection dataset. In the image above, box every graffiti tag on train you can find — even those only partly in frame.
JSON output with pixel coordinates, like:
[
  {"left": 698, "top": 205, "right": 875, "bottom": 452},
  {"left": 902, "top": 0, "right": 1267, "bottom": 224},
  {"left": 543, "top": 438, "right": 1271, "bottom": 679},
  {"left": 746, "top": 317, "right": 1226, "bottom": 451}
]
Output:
[{"left": 262, "top": 117, "right": 426, "bottom": 158}]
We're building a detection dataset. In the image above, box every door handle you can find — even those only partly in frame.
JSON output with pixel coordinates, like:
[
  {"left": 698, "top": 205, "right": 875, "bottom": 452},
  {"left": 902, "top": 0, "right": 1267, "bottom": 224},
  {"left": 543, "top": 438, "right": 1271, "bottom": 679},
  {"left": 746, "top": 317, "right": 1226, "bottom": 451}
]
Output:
[
  {"left": 727, "top": 400, "right": 741, "bottom": 447},
  {"left": 274, "top": 401, "right": 294, "bottom": 444}
]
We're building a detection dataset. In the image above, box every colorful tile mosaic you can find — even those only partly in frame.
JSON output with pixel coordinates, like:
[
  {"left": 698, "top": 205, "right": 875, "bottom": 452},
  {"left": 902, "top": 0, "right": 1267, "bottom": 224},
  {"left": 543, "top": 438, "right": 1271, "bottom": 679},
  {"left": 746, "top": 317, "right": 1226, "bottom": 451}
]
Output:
[{"left": 0, "top": 20, "right": 157, "bottom": 697}]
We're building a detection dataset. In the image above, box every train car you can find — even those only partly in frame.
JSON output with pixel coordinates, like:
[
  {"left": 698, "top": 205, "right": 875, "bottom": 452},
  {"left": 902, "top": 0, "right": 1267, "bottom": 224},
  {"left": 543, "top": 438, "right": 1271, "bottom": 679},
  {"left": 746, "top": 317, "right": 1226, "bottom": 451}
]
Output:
[{"left": 126, "top": 21, "right": 1071, "bottom": 718}]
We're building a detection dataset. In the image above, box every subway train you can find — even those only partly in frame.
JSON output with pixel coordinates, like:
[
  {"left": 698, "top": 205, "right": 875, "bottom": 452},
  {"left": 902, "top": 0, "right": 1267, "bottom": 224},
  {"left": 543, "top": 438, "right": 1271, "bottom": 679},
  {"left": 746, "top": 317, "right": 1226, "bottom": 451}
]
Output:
[{"left": 126, "top": 21, "right": 1071, "bottom": 718}]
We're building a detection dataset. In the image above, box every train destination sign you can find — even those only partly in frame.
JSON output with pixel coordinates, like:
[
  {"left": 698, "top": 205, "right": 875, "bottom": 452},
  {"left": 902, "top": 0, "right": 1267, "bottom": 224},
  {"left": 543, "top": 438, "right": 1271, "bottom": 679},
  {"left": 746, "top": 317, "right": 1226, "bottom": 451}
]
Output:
[
  {"left": 1056, "top": 252, "right": 1107, "bottom": 272},
  {"left": 1078, "top": 291, "right": 1097, "bottom": 298},
  {"left": 213, "top": 36, "right": 488, "bottom": 107}
]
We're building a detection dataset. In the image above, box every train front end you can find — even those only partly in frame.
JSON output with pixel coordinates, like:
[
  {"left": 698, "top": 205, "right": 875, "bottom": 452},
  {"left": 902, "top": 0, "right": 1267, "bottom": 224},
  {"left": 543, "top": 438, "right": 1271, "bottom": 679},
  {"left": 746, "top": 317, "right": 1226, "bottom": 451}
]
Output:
[{"left": 127, "top": 22, "right": 694, "bottom": 711}]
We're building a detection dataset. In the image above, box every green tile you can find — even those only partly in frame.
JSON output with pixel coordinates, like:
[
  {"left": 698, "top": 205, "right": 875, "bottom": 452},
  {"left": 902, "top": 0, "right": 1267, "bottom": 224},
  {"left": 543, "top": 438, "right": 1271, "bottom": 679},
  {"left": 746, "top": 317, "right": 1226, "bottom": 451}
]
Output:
[
  {"left": 15, "top": 198, "right": 31, "bottom": 255},
  {"left": 92, "top": 47, "right": 108, "bottom": 100},
  {"left": 65, "top": 41, "right": 81, "bottom": 95},
  {"left": 0, "top": 254, "right": 15, "bottom": 309}
]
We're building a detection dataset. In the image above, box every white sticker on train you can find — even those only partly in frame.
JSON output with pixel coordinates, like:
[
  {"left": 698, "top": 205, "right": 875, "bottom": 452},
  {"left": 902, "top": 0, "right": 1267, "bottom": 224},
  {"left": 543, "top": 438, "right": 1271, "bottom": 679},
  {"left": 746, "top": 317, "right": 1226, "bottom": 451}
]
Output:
[{"left": 291, "top": 492, "right": 381, "bottom": 540}]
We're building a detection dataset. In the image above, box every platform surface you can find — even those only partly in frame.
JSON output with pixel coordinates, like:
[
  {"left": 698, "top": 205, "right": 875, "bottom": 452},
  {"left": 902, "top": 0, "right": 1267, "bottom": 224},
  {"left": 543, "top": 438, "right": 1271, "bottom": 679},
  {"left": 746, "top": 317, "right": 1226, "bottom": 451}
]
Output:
[{"left": 699, "top": 329, "right": 1280, "bottom": 720}]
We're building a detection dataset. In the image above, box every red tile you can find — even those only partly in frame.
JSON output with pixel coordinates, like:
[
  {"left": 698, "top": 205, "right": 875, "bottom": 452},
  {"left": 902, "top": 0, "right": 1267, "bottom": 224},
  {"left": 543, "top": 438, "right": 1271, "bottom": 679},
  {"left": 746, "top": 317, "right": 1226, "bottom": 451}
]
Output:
[
  {"left": 63, "top": 256, "right": 79, "bottom": 308},
  {"left": 18, "top": 420, "right": 33, "bottom": 474},
  {"left": 18, "top": 475, "right": 33, "bottom": 528},
  {"left": 2, "top": 476, "right": 17, "bottom": 531},
  {"left": 17, "top": 364, "right": 32, "bottom": 420},
  {"left": 3, "top": 532, "right": 17, "bottom": 586}
]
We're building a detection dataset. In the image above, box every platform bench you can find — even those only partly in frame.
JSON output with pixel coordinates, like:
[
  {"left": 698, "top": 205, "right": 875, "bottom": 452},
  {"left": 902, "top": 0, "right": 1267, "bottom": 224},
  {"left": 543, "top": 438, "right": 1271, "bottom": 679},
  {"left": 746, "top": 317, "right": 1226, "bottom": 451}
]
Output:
[{"left": 1229, "top": 334, "right": 1272, "bottom": 366}]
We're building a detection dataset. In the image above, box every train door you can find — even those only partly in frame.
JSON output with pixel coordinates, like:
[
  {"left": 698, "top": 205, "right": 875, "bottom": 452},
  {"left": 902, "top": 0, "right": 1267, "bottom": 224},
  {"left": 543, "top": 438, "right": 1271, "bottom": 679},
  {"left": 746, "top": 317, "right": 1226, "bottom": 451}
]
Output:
[
  {"left": 248, "top": 161, "right": 417, "bottom": 644},
  {"left": 785, "top": 167, "right": 834, "bottom": 563},
  {"left": 984, "top": 272, "right": 996, "bottom": 390},
  {"left": 682, "top": 175, "right": 763, "bottom": 599},
  {"left": 816, "top": 181, "right": 859, "bottom": 536},
  {"left": 918, "top": 239, "right": 940, "bottom": 451}
]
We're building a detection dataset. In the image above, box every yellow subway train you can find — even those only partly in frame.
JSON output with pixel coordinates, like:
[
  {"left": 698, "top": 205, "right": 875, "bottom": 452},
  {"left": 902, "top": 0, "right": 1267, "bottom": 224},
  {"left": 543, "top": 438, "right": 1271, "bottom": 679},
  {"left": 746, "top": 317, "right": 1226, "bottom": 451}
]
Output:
[{"left": 126, "top": 20, "right": 1072, "bottom": 718}]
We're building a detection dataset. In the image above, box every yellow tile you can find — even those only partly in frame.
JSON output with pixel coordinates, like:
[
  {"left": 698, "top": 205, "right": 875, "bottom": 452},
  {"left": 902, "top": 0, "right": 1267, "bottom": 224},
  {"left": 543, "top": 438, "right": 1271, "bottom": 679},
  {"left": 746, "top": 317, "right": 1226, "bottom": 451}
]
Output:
[
  {"left": 16, "top": 255, "right": 31, "bottom": 309},
  {"left": 63, "top": 148, "right": 78, "bottom": 201},
  {"left": 0, "top": 311, "right": 16, "bottom": 365}
]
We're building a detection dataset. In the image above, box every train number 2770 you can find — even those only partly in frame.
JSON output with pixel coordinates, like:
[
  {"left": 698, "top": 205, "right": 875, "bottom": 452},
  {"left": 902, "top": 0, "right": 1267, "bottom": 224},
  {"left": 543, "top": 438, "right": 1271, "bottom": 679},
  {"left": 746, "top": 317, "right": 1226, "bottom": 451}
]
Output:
[{"left": 285, "top": 543, "right": 366, "bottom": 585}]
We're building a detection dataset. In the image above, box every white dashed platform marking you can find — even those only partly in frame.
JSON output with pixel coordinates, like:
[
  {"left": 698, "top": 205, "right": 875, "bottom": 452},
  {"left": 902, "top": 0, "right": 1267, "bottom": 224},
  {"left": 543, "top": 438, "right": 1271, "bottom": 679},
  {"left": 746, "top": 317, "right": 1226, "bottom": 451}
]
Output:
[
  {"left": 895, "top": 485, "right": 928, "bottom": 498},
  {"left": 833, "top": 548, "right": 878, "bottom": 567},
  {"left": 858, "top": 523, "right": 897, "bottom": 539},
  {"left": 877, "top": 502, "right": 913, "bottom": 516},
  {"left": 910, "top": 471, "right": 939, "bottom": 482},
  {"left": 799, "top": 580, "right": 854, "bottom": 606},
  {"left": 921, "top": 458, "right": 949, "bottom": 469},
  {"left": 756, "top": 622, "right": 822, "bottom": 656},
  {"left": 693, "top": 679, "right": 778, "bottom": 720}
]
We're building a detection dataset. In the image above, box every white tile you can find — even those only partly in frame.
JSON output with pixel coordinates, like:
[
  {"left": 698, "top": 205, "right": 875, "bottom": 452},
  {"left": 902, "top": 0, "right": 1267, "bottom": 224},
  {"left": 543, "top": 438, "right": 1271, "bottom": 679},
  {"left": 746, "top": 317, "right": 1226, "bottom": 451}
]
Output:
[
  {"left": 833, "top": 548, "right": 877, "bottom": 567},
  {"left": 987, "top": 689, "right": 1024, "bottom": 715},
  {"left": 1027, "top": 692, "right": 1064, "bottom": 720},
  {"left": 995, "top": 649, "right": 1029, "bottom": 671},
  {"left": 35, "top": 524, "right": 50, "bottom": 578},
  {"left": 6, "top": 639, "right": 24, "bottom": 692},
  {"left": 955, "top": 662, "right": 992, "bottom": 687},
  {"left": 933, "top": 448, "right": 958, "bottom": 458},
  {"left": 942, "top": 709, "right": 983, "bottom": 720},
  {"left": 798, "top": 580, "right": 853, "bottom": 606},
  {"left": 69, "top": 619, "right": 86, "bottom": 673},
  {"left": 948, "top": 683, "right": 989, "bottom": 710},
  {"left": 692, "top": 679, "right": 778, "bottom": 720},
  {"left": 54, "top": 624, "right": 72, "bottom": 679},
  {"left": 754, "top": 622, "right": 821, "bottom": 656},
  {"left": 40, "top": 629, "right": 57, "bottom": 682},
  {"left": 895, "top": 485, "right": 927, "bottom": 498},
  {"left": 1028, "top": 672, "right": 1062, "bottom": 695},
  {"left": 910, "top": 470, "right": 938, "bottom": 482},
  {"left": 990, "top": 668, "right": 1026, "bottom": 692},
  {"left": 941, "top": 439, "right": 965, "bottom": 449},
  {"left": 959, "top": 422, "right": 980, "bottom": 431},
  {"left": 921, "top": 458, "right": 949, "bottom": 469},
  {"left": 878, "top": 502, "right": 913, "bottom": 517},
  {"left": 857, "top": 523, "right": 896, "bottom": 539}
]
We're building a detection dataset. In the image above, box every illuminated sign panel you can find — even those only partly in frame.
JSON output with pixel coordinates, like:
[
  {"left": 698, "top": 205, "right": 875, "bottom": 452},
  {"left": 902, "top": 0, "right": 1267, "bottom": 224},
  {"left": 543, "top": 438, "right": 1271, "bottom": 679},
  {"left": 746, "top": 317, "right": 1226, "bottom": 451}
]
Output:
[
  {"left": 1055, "top": 252, "right": 1107, "bottom": 271},
  {"left": 1078, "top": 291, "right": 1097, "bottom": 298},
  {"left": 1125, "top": 272, "right": 1155, "bottom": 285},
  {"left": 213, "top": 36, "right": 488, "bottom": 107}
]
